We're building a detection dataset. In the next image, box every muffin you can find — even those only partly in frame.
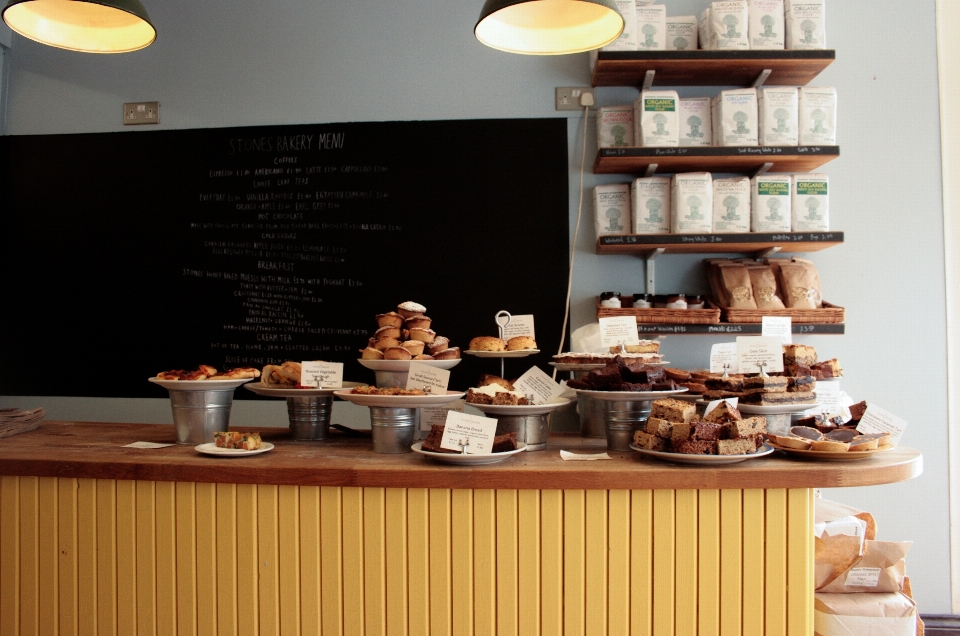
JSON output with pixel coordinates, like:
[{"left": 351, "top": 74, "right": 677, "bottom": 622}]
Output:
[
  {"left": 397, "top": 301, "right": 426, "bottom": 319},
  {"left": 384, "top": 347, "right": 413, "bottom": 361},
  {"left": 408, "top": 328, "right": 437, "bottom": 344},
  {"left": 376, "top": 312, "right": 404, "bottom": 328}
]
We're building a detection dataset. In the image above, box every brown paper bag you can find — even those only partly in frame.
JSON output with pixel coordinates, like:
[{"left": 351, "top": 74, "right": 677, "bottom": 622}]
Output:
[
  {"left": 717, "top": 262, "right": 758, "bottom": 309},
  {"left": 815, "top": 592, "right": 918, "bottom": 636},
  {"left": 818, "top": 540, "right": 911, "bottom": 594},
  {"left": 816, "top": 499, "right": 877, "bottom": 540},
  {"left": 746, "top": 264, "right": 786, "bottom": 309}
]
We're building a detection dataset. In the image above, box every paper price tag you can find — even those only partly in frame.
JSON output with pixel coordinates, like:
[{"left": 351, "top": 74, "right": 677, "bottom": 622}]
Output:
[
  {"left": 762, "top": 316, "right": 793, "bottom": 344},
  {"left": 598, "top": 316, "right": 640, "bottom": 348},
  {"left": 300, "top": 361, "right": 343, "bottom": 388},
  {"left": 736, "top": 336, "right": 784, "bottom": 374},
  {"left": 710, "top": 342, "right": 739, "bottom": 374},
  {"left": 420, "top": 400, "right": 465, "bottom": 431},
  {"left": 124, "top": 441, "right": 175, "bottom": 449},
  {"left": 501, "top": 314, "right": 536, "bottom": 340},
  {"left": 405, "top": 361, "right": 451, "bottom": 395},
  {"left": 440, "top": 411, "right": 498, "bottom": 455},
  {"left": 845, "top": 567, "right": 882, "bottom": 588},
  {"left": 514, "top": 366, "right": 566, "bottom": 405},
  {"left": 814, "top": 380, "right": 841, "bottom": 415},
  {"left": 703, "top": 397, "right": 738, "bottom": 418},
  {"left": 856, "top": 403, "right": 908, "bottom": 446}
]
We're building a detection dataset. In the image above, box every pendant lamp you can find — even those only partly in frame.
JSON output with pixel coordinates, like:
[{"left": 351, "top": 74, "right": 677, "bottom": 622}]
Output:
[
  {"left": 475, "top": 0, "right": 624, "bottom": 55},
  {"left": 2, "top": 0, "right": 156, "bottom": 53}
]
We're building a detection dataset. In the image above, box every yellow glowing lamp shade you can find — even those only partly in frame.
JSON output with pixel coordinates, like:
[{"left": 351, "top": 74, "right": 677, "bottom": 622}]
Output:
[
  {"left": 2, "top": 0, "right": 156, "bottom": 53},
  {"left": 475, "top": 0, "right": 624, "bottom": 55}
]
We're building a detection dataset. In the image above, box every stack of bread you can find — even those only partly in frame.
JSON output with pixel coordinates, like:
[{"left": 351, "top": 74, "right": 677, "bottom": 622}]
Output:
[
  {"left": 360, "top": 301, "right": 460, "bottom": 361},
  {"left": 633, "top": 399, "right": 767, "bottom": 455},
  {"left": 465, "top": 375, "right": 530, "bottom": 406}
]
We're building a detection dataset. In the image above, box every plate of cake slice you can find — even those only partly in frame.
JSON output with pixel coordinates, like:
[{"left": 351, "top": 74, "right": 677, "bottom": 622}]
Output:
[{"left": 631, "top": 443, "right": 775, "bottom": 465}]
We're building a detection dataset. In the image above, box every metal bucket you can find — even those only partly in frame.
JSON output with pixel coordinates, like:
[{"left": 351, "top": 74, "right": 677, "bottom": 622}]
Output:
[
  {"left": 373, "top": 370, "right": 407, "bottom": 389},
  {"left": 286, "top": 395, "right": 333, "bottom": 441},
  {"left": 369, "top": 407, "right": 417, "bottom": 453},
  {"left": 578, "top": 394, "right": 607, "bottom": 438},
  {"left": 604, "top": 399, "right": 652, "bottom": 451},
  {"left": 169, "top": 389, "right": 234, "bottom": 445},
  {"left": 495, "top": 414, "right": 550, "bottom": 451}
]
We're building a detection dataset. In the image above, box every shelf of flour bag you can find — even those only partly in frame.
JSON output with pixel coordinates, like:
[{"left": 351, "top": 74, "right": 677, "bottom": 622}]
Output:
[
  {"left": 594, "top": 146, "right": 839, "bottom": 176},
  {"left": 634, "top": 322, "right": 845, "bottom": 335},
  {"left": 590, "top": 49, "right": 835, "bottom": 88},
  {"left": 597, "top": 231, "right": 843, "bottom": 256}
]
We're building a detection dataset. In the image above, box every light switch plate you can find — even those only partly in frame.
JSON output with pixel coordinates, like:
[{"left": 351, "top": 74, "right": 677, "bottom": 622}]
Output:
[{"left": 123, "top": 102, "right": 160, "bottom": 125}]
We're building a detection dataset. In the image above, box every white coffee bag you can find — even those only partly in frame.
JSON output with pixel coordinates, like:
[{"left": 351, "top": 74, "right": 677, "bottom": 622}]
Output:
[
  {"left": 792, "top": 173, "right": 829, "bottom": 231},
  {"left": 636, "top": 90, "right": 680, "bottom": 147},
  {"left": 672, "top": 173, "right": 714, "bottom": 233},
  {"left": 632, "top": 177, "right": 672, "bottom": 234},
  {"left": 714, "top": 88, "right": 759, "bottom": 146},
  {"left": 699, "top": 8, "right": 715, "bottom": 50},
  {"left": 758, "top": 86, "right": 799, "bottom": 146},
  {"left": 595, "top": 184, "right": 632, "bottom": 237},
  {"left": 799, "top": 86, "right": 837, "bottom": 145},
  {"left": 713, "top": 177, "right": 751, "bottom": 233},
  {"left": 710, "top": 0, "right": 749, "bottom": 50},
  {"left": 748, "top": 0, "right": 785, "bottom": 49},
  {"left": 597, "top": 105, "right": 634, "bottom": 148},
  {"left": 666, "top": 16, "right": 698, "bottom": 51},
  {"left": 785, "top": 0, "right": 826, "bottom": 50},
  {"left": 601, "top": 0, "right": 639, "bottom": 51},
  {"left": 751, "top": 175, "right": 792, "bottom": 232},
  {"left": 636, "top": 5, "right": 667, "bottom": 51},
  {"left": 679, "top": 97, "right": 712, "bottom": 147}
]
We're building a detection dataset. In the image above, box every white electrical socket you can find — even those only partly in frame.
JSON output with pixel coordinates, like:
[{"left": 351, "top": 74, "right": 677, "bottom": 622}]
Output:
[
  {"left": 123, "top": 101, "right": 160, "bottom": 125},
  {"left": 555, "top": 87, "right": 595, "bottom": 111}
]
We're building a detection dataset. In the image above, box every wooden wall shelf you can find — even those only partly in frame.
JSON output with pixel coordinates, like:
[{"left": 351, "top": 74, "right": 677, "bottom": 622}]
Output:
[
  {"left": 636, "top": 323, "right": 845, "bottom": 335},
  {"left": 596, "top": 232, "right": 843, "bottom": 256},
  {"left": 591, "top": 50, "right": 836, "bottom": 88},
  {"left": 594, "top": 146, "right": 840, "bottom": 175}
]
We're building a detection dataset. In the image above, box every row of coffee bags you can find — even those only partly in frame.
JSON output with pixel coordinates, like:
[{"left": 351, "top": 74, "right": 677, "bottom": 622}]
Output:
[
  {"left": 594, "top": 172, "right": 830, "bottom": 237},
  {"left": 598, "top": 86, "right": 837, "bottom": 148},
  {"left": 599, "top": 0, "right": 826, "bottom": 52}
]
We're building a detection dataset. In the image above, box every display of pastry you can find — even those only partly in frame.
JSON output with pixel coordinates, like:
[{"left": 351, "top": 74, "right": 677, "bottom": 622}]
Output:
[
  {"left": 566, "top": 358, "right": 676, "bottom": 392},
  {"left": 213, "top": 431, "right": 262, "bottom": 450},
  {"left": 421, "top": 424, "right": 518, "bottom": 454},
  {"left": 635, "top": 397, "right": 767, "bottom": 456},
  {"left": 157, "top": 365, "right": 260, "bottom": 381},
  {"left": 360, "top": 302, "right": 459, "bottom": 360}
]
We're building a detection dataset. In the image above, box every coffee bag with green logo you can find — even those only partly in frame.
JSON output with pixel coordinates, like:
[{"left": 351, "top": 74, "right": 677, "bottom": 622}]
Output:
[
  {"left": 751, "top": 175, "right": 792, "bottom": 232},
  {"left": 792, "top": 173, "right": 829, "bottom": 231},
  {"left": 635, "top": 90, "right": 680, "bottom": 147},
  {"left": 714, "top": 88, "right": 759, "bottom": 146},
  {"left": 710, "top": 0, "right": 750, "bottom": 50},
  {"left": 636, "top": 5, "right": 667, "bottom": 51},
  {"left": 597, "top": 105, "right": 634, "bottom": 148}
]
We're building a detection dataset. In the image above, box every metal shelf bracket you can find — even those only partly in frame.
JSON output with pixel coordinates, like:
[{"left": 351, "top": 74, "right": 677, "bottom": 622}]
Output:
[
  {"left": 754, "top": 162, "right": 774, "bottom": 177},
  {"left": 644, "top": 248, "right": 666, "bottom": 294},
  {"left": 752, "top": 69, "right": 773, "bottom": 87},
  {"left": 642, "top": 70, "right": 656, "bottom": 91},
  {"left": 760, "top": 246, "right": 783, "bottom": 258},
  {"left": 644, "top": 163, "right": 659, "bottom": 177}
]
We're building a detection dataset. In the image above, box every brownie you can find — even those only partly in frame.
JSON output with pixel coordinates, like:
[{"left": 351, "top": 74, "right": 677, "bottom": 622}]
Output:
[
  {"left": 702, "top": 401, "right": 742, "bottom": 424},
  {"left": 705, "top": 376, "right": 744, "bottom": 392},
  {"left": 717, "top": 438, "right": 758, "bottom": 455},
  {"left": 849, "top": 400, "right": 868, "bottom": 423},
  {"left": 421, "top": 424, "right": 458, "bottom": 454},
  {"left": 788, "top": 375, "right": 816, "bottom": 392},
  {"left": 691, "top": 421, "right": 723, "bottom": 441},
  {"left": 674, "top": 439, "right": 717, "bottom": 455},
  {"left": 492, "top": 432, "right": 518, "bottom": 453}
]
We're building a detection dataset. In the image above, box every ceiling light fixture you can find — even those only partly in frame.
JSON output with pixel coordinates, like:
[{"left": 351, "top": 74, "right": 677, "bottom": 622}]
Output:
[
  {"left": 475, "top": 0, "right": 624, "bottom": 55},
  {"left": 2, "top": 0, "right": 156, "bottom": 53}
]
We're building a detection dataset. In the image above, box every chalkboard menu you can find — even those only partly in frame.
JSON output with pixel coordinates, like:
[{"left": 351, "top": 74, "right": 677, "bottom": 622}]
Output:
[{"left": 0, "top": 119, "right": 569, "bottom": 397}]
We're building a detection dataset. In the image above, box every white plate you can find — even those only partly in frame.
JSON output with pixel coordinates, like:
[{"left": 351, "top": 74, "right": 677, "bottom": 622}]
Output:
[
  {"left": 357, "top": 359, "right": 461, "bottom": 372},
  {"left": 736, "top": 402, "right": 819, "bottom": 415},
  {"left": 464, "top": 349, "right": 540, "bottom": 358},
  {"left": 574, "top": 387, "right": 688, "bottom": 402},
  {"left": 767, "top": 442, "right": 895, "bottom": 461},
  {"left": 195, "top": 442, "right": 275, "bottom": 457},
  {"left": 149, "top": 377, "right": 254, "bottom": 391},
  {"left": 467, "top": 398, "right": 572, "bottom": 416},
  {"left": 630, "top": 443, "right": 775, "bottom": 465},
  {"left": 333, "top": 389, "right": 466, "bottom": 408},
  {"left": 672, "top": 392, "right": 703, "bottom": 402},
  {"left": 411, "top": 442, "right": 527, "bottom": 464},
  {"left": 244, "top": 381, "right": 365, "bottom": 398}
]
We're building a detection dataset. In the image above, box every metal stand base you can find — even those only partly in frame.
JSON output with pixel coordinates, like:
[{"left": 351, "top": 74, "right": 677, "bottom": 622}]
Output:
[{"left": 286, "top": 396, "right": 333, "bottom": 441}]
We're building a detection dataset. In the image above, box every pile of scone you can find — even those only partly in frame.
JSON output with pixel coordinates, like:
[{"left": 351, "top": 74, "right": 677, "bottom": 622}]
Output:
[
  {"left": 465, "top": 375, "right": 530, "bottom": 406},
  {"left": 360, "top": 301, "right": 460, "bottom": 361},
  {"left": 468, "top": 335, "right": 537, "bottom": 352},
  {"left": 634, "top": 399, "right": 767, "bottom": 455}
]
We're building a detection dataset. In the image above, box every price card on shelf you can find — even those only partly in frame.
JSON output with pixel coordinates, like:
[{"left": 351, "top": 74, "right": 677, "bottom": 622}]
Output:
[
  {"left": 735, "top": 337, "right": 784, "bottom": 374},
  {"left": 710, "top": 342, "right": 739, "bottom": 374},
  {"left": 440, "top": 411, "right": 498, "bottom": 455},
  {"left": 598, "top": 316, "right": 640, "bottom": 348},
  {"left": 856, "top": 403, "right": 908, "bottom": 446},
  {"left": 814, "top": 380, "right": 842, "bottom": 415},
  {"left": 501, "top": 314, "right": 536, "bottom": 340},
  {"left": 514, "top": 366, "right": 566, "bottom": 405},
  {"left": 420, "top": 400, "right": 465, "bottom": 432},
  {"left": 406, "top": 361, "right": 451, "bottom": 395},
  {"left": 762, "top": 316, "right": 793, "bottom": 344},
  {"left": 300, "top": 361, "right": 344, "bottom": 388}
]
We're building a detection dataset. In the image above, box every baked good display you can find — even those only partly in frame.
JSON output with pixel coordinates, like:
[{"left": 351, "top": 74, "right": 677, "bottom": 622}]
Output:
[
  {"left": 553, "top": 341, "right": 662, "bottom": 366},
  {"left": 213, "top": 431, "right": 262, "bottom": 450},
  {"left": 566, "top": 357, "right": 677, "bottom": 392},
  {"left": 469, "top": 336, "right": 507, "bottom": 352},
  {"left": 465, "top": 383, "right": 530, "bottom": 406},
  {"left": 635, "top": 398, "right": 767, "bottom": 456},
  {"left": 350, "top": 386, "right": 427, "bottom": 396},
  {"left": 261, "top": 361, "right": 302, "bottom": 387},
  {"left": 421, "top": 424, "right": 518, "bottom": 454},
  {"left": 607, "top": 342, "right": 659, "bottom": 354},
  {"left": 505, "top": 335, "right": 537, "bottom": 351},
  {"left": 360, "top": 303, "right": 459, "bottom": 361},
  {"left": 158, "top": 365, "right": 261, "bottom": 381},
  {"left": 768, "top": 425, "right": 894, "bottom": 454}
]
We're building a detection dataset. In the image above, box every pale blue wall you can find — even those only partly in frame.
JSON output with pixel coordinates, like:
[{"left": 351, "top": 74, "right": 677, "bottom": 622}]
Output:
[{"left": 0, "top": 0, "right": 950, "bottom": 612}]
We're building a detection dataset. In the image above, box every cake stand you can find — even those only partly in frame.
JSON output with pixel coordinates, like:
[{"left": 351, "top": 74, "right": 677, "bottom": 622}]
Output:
[
  {"left": 463, "top": 310, "right": 539, "bottom": 377},
  {"left": 148, "top": 377, "right": 255, "bottom": 445},
  {"left": 574, "top": 388, "right": 688, "bottom": 451},
  {"left": 467, "top": 398, "right": 572, "bottom": 451},
  {"left": 334, "top": 390, "right": 466, "bottom": 454},
  {"left": 357, "top": 358, "right": 461, "bottom": 389},
  {"left": 244, "top": 381, "right": 365, "bottom": 441}
]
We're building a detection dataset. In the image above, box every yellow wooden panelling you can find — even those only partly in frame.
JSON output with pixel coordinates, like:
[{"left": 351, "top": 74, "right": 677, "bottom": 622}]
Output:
[
  {"left": 674, "top": 490, "right": 698, "bottom": 636},
  {"left": 0, "top": 478, "right": 824, "bottom": 636}
]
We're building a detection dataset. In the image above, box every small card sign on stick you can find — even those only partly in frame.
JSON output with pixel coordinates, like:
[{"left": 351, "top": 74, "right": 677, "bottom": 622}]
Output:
[
  {"left": 420, "top": 400, "right": 465, "bottom": 432},
  {"left": 513, "top": 366, "right": 566, "bottom": 405},
  {"left": 736, "top": 336, "right": 784, "bottom": 374},
  {"left": 501, "top": 314, "right": 536, "bottom": 341},
  {"left": 762, "top": 316, "right": 793, "bottom": 345},
  {"left": 300, "top": 361, "right": 344, "bottom": 388},
  {"left": 856, "top": 403, "right": 908, "bottom": 446},
  {"left": 440, "top": 411, "right": 498, "bottom": 455},
  {"left": 406, "top": 361, "right": 450, "bottom": 395},
  {"left": 598, "top": 316, "right": 640, "bottom": 348},
  {"left": 710, "top": 343, "right": 739, "bottom": 374}
]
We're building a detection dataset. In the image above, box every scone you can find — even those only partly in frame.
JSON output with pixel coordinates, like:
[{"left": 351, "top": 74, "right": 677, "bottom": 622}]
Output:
[
  {"left": 469, "top": 336, "right": 507, "bottom": 352},
  {"left": 397, "top": 301, "right": 426, "bottom": 319},
  {"left": 505, "top": 336, "right": 537, "bottom": 351}
]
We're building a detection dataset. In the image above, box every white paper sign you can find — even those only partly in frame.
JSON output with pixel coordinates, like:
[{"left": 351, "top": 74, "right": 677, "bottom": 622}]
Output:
[
  {"left": 762, "top": 316, "right": 793, "bottom": 344},
  {"left": 856, "top": 403, "right": 908, "bottom": 446},
  {"left": 405, "top": 361, "right": 450, "bottom": 395},
  {"left": 598, "top": 316, "right": 640, "bottom": 348},
  {"left": 514, "top": 366, "right": 566, "bottom": 405},
  {"left": 736, "top": 336, "right": 785, "bottom": 373},
  {"left": 704, "top": 397, "right": 738, "bottom": 418},
  {"left": 559, "top": 450, "right": 612, "bottom": 461},
  {"left": 440, "top": 411, "right": 499, "bottom": 454},
  {"left": 710, "top": 342, "right": 740, "bottom": 374},
  {"left": 501, "top": 314, "right": 536, "bottom": 340},
  {"left": 420, "top": 400, "right": 465, "bottom": 431},
  {"left": 300, "top": 361, "right": 343, "bottom": 388},
  {"left": 814, "top": 380, "right": 841, "bottom": 414},
  {"left": 845, "top": 567, "right": 882, "bottom": 588},
  {"left": 123, "top": 441, "right": 175, "bottom": 449}
]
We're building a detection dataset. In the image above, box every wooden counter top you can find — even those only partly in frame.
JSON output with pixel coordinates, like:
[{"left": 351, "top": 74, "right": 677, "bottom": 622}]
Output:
[{"left": 0, "top": 422, "right": 921, "bottom": 490}]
